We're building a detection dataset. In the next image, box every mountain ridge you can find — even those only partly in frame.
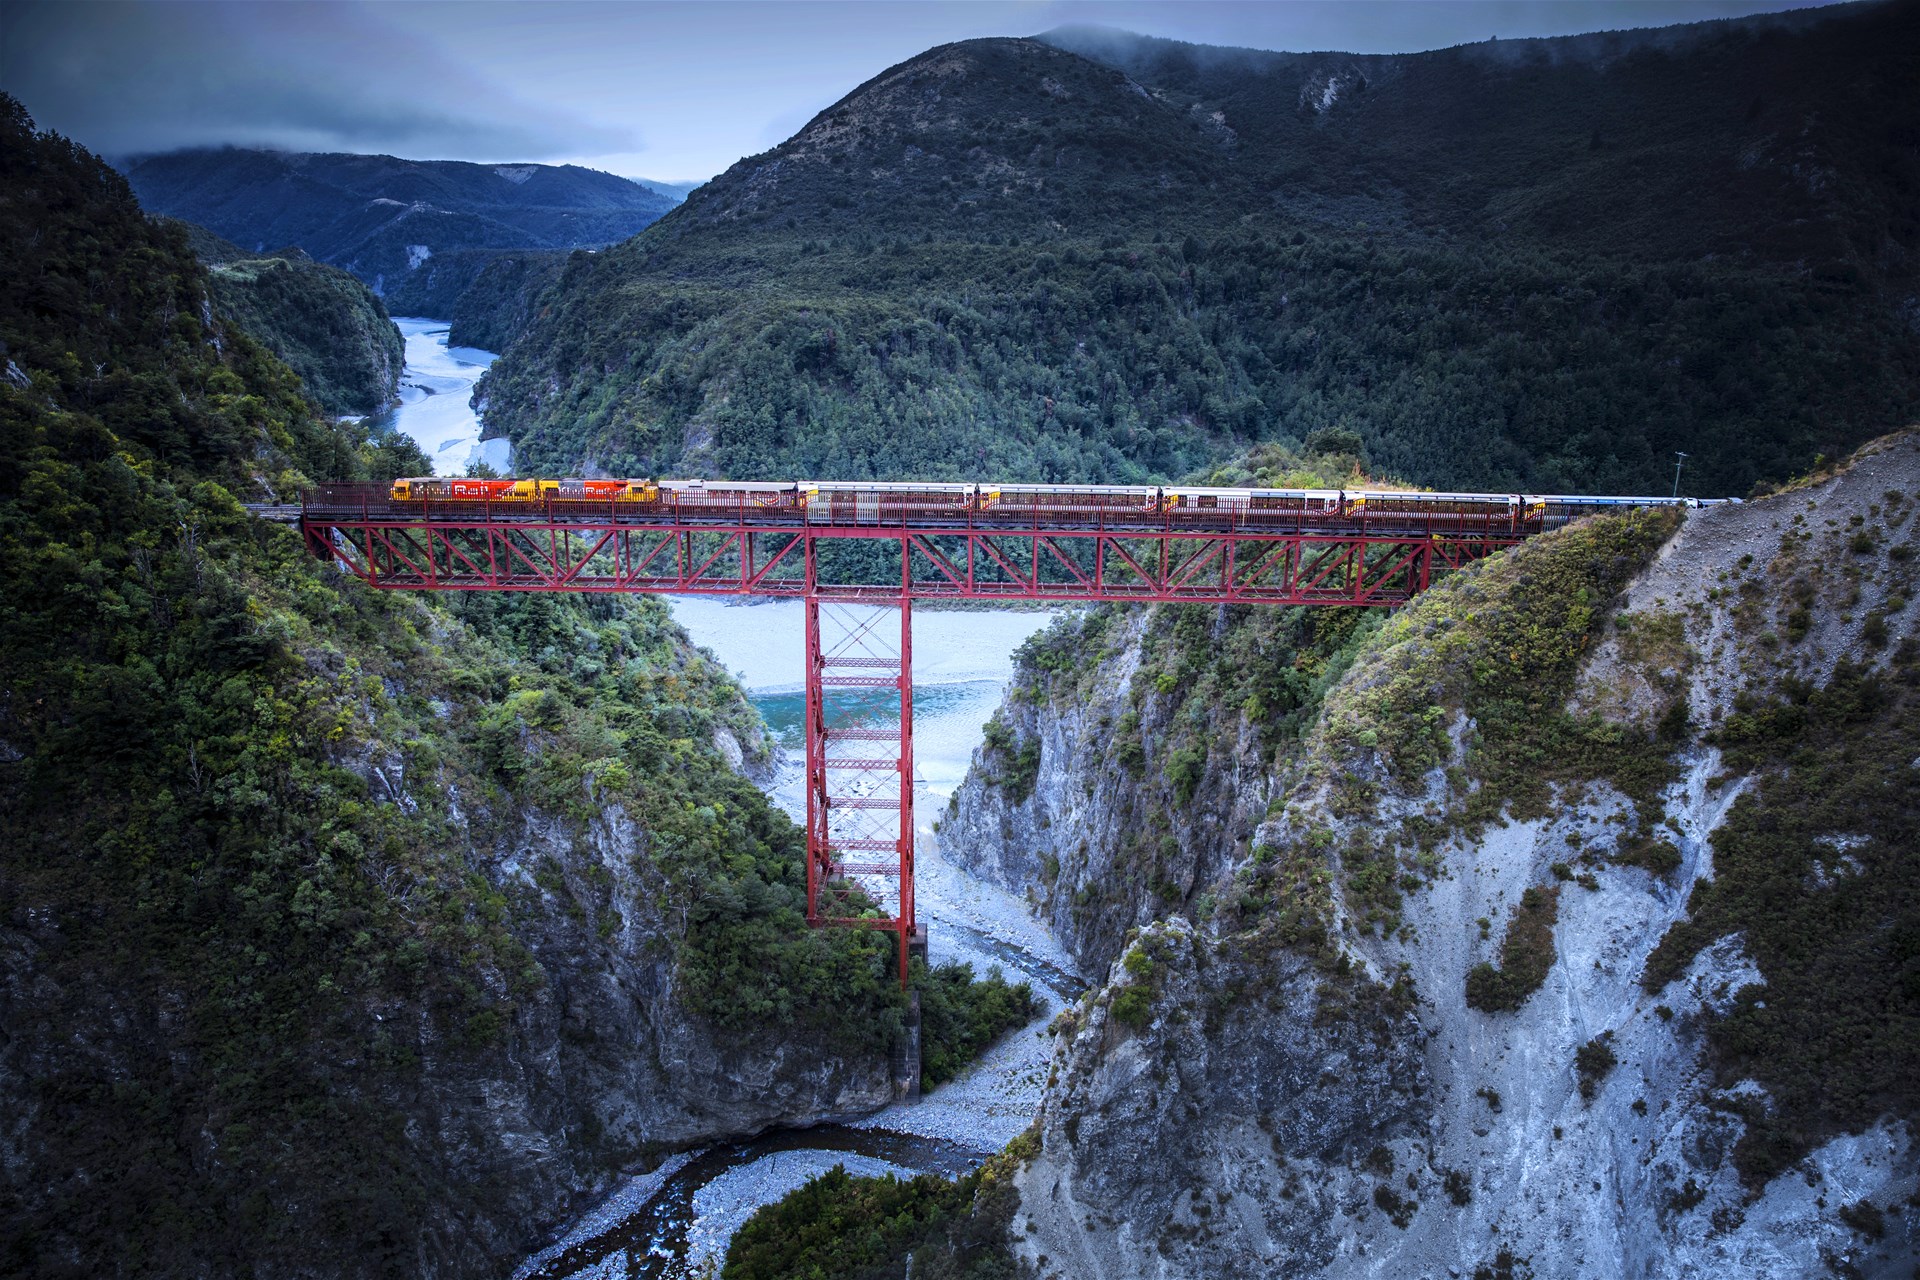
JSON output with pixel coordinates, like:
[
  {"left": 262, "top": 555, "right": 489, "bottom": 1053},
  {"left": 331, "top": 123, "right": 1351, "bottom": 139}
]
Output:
[
  {"left": 121, "top": 146, "right": 676, "bottom": 295},
  {"left": 475, "top": 6, "right": 1920, "bottom": 497}
]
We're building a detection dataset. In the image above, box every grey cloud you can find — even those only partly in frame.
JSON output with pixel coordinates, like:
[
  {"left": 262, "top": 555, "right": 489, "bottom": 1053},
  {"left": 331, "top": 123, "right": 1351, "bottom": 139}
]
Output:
[{"left": 0, "top": 0, "right": 637, "bottom": 160}]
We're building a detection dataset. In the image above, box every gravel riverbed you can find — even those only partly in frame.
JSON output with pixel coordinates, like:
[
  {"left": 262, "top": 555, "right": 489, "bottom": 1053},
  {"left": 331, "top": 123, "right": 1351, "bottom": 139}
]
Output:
[{"left": 516, "top": 807, "right": 1083, "bottom": 1279}]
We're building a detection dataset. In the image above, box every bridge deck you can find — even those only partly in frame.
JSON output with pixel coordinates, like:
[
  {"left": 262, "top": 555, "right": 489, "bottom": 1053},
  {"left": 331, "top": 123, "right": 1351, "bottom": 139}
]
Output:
[{"left": 296, "top": 491, "right": 1534, "bottom": 608}]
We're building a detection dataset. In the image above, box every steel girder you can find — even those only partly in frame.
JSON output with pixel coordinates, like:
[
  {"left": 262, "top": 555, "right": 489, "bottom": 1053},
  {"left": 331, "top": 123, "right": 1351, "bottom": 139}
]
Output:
[{"left": 301, "top": 518, "right": 1518, "bottom": 606}]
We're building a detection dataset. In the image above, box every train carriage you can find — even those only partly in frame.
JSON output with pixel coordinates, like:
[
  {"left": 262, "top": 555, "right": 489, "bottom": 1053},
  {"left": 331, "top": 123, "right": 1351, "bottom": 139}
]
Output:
[
  {"left": 1347, "top": 490, "right": 1524, "bottom": 534},
  {"left": 1534, "top": 494, "right": 1708, "bottom": 530},
  {"left": 978, "top": 482, "right": 1164, "bottom": 525},
  {"left": 808, "top": 481, "right": 976, "bottom": 525},
  {"left": 1162, "top": 487, "right": 1347, "bottom": 523},
  {"left": 655, "top": 479, "right": 801, "bottom": 520}
]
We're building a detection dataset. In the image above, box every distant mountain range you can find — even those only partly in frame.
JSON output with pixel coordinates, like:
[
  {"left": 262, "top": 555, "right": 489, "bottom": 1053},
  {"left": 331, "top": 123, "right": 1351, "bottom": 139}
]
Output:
[{"left": 119, "top": 148, "right": 678, "bottom": 295}]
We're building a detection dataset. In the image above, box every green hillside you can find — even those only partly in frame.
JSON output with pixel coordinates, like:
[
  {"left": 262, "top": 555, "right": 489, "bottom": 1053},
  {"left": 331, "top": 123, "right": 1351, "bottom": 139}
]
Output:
[
  {"left": 478, "top": 6, "right": 1920, "bottom": 496},
  {"left": 181, "top": 226, "right": 406, "bottom": 416}
]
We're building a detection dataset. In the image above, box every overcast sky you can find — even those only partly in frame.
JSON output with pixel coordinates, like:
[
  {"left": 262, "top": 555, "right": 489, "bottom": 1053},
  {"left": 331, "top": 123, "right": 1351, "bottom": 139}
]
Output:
[{"left": 4, "top": 0, "right": 1841, "bottom": 183}]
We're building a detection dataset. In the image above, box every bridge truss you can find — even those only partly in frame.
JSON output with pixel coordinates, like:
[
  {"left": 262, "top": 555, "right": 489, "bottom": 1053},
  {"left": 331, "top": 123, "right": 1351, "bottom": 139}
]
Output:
[{"left": 299, "top": 488, "right": 1529, "bottom": 982}]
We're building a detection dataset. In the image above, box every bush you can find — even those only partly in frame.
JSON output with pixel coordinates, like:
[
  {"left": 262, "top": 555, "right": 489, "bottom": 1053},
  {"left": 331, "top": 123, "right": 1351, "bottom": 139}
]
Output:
[
  {"left": 1465, "top": 886, "right": 1561, "bottom": 1012},
  {"left": 917, "top": 962, "right": 1040, "bottom": 1087},
  {"left": 1575, "top": 1035, "right": 1618, "bottom": 1100},
  {"left": 1111, "top": 986, "right": 1154, "bottom": 1028}
]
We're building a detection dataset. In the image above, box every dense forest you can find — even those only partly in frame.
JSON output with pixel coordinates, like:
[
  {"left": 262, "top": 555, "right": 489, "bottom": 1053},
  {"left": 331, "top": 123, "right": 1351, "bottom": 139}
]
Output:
[
  {"left": 0, "top": 97, "right": 1025, "bottom": 1276},
  {"left": 181, "top": 221, "right": 406, "bottom": 416},
  {"left": 480, "top": 5, "right": 1920, "bottom": 497}
]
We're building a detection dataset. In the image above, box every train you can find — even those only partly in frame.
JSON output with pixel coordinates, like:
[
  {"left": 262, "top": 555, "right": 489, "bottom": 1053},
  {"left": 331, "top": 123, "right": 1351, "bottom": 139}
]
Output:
[{"left": 383, "top": 476, "right": 1733, "bottom": 529}]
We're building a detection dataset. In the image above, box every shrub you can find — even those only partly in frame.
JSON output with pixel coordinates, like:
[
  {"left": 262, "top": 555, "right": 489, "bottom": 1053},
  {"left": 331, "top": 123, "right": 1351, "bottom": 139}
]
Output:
[
  {"left": 917, "top": 962, "right": 1040, "bottom": 1087},
  {"left": 1373, "top": 1184, "right": 1417, "bottom": 1228},
  {"left": 1575, "top": 1035, "right": 1617, "bottom": 1100},
  {"left": 1111, "top": 986, "right": 1154, "bottom": 1028},
  {"left": 1838, "top": 1199, "right": 1886, "bottom": 1239},
  {"left": 1465, "top": 886, "right": 1561, "bottom": 1012}
]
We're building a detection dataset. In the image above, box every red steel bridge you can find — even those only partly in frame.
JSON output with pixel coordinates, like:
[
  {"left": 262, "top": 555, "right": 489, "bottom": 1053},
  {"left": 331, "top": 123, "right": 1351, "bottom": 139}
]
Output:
[{"left": 293, "top": 481, "right": 1714, "bottom": 981}]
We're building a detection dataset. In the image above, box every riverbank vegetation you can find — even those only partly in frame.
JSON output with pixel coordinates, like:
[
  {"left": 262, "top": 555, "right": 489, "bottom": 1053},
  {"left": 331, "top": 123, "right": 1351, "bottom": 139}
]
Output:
[{"left": 724, "top": 1131, "right": 1035, "bottom": 1280}]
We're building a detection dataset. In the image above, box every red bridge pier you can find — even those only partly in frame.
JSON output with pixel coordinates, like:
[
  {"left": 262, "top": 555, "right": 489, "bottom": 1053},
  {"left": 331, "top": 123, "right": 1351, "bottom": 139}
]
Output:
[{"left": 804, "top": 597, "right": 923, "bottom": 986}]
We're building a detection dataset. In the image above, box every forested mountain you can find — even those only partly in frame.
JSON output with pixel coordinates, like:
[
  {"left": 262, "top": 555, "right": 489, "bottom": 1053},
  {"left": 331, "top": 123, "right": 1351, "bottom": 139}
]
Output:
[
  {"left": 478, "top": 2, "right": 1920, "bottom": 496},
  {"left": 0, "top": 98, "right": 1024, "bottom": 1277},
  {"left": 120, "top": 147, "right": 676, "bottom": 296},
  {"left": 179, "top": 222, "right": 405, "bottom": 416}
]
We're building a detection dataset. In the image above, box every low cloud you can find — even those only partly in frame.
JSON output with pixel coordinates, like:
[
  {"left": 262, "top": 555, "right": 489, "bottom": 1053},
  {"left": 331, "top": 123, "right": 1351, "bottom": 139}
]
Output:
[{"left": 1, "top": 0, "right": 637, "bottom": 161}]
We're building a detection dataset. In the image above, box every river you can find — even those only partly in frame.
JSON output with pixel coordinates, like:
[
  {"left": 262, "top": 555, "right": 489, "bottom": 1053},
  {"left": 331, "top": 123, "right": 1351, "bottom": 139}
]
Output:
[
  {"left": 373, "top": 317, "right": 513, "bottom": 475},
  {"left": 376, "top": 322, "right": 1080, "bottom": 1278}
]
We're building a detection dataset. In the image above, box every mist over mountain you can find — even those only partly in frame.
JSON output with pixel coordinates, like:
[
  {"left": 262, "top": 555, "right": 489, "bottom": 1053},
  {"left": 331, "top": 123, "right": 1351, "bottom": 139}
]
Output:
[
  {"left": 120, "top": 147, "right": 677, "bottom": 296},
  {"left": 477, "top": 1, "right": 1919, "bottom": 496},
  {"left": 1034, "top": 5, "right": 1913, "bottom": 264}
]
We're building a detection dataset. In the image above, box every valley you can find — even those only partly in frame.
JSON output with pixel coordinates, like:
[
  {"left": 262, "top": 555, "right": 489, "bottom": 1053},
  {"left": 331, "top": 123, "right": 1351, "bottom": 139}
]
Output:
[
  {"left": 379, "top": 316, "right": 513, "bottom": 474},
  {"left": 3, "top": 3, "right": 1920, "bottom": 1277},
  {"left": 235, "top": 317, "right": 1079, "bottom": 1274}
]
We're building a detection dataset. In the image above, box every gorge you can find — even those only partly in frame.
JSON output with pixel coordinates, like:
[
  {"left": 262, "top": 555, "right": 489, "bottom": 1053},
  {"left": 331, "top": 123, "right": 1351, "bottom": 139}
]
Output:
[{"left": 4, "top": 2, "right": 1920, "bottom": 1276}]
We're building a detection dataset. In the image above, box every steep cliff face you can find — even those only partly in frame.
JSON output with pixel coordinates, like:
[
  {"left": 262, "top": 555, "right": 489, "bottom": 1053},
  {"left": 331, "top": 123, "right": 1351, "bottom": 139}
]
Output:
[
  {"left": 203, "top": 251, "right": 405, "bottom": 417},
  {"left": 954, "top": 435, "right": 1920, "bottom": 1277},
  {"left": 942, "top": 601, "right": 1376, "bottom": 974},
  {"left": 0, "top": 571, "right": 899, "bottom": 1279}
]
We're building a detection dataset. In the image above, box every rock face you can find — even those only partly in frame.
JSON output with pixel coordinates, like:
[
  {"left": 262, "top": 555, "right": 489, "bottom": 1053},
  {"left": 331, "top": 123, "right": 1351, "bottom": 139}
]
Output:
[
  {"left": 1020, "top": 917, "right": 1431, "bottom": 1278},
  {"left": 361, "top": 806, "right": 891, "bottom": 1273},
  {"left": 954, "top": 435, "right": 1920, "bottom": 1278},
  {"left": 940, "top": 607, "right": 1295, "bottom": 975},
  {"left": 0, "top": 637, "right": 885, "bottom": 1280}
]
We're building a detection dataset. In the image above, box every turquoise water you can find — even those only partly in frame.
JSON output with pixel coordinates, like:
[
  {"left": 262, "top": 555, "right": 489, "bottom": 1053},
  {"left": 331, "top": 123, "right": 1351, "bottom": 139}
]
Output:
[
  {"left": 667, "top": 598, "right": 1056, "bottom": 805},
  {"left": 752, "top": 680, "right": 1010, "bottom": 795}
]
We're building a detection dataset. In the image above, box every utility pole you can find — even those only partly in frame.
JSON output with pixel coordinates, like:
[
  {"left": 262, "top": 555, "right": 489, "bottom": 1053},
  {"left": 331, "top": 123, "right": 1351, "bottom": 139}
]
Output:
[{"left": 1672, "top": 451, "right": 1688, "bottom": 499}]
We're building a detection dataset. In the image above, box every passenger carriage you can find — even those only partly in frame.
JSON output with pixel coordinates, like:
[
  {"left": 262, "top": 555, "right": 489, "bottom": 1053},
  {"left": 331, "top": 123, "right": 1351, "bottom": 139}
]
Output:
[
  {"left": 1162, "top": 487, "right": 1347, "bottom": 525},
  {"left": 653, "top": 479, "right": 801, "bottom": 520},
  {"left": 977, "top": 483, "right": 1165, "bottom": 525},
  {"left": 808, "top": 481, "right": 976, "bottom": 525},
  {"left": 1345, "top": 490, "right": 1528, "bottom": 534}
]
